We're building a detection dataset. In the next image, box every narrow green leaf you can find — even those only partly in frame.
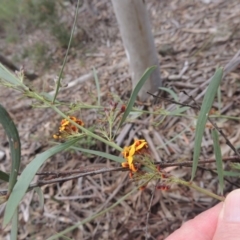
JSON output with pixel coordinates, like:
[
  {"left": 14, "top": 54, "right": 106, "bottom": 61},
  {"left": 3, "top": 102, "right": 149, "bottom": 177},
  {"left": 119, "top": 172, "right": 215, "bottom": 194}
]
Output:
[
  {"left": 0, "top": 170, "right": 9, "bottom": 182},
  {"left": 191, "top": 68, "right": 223, "bottom": 180},
  {"left": 34, "top": 187, "right": 44, "bottom": 209},
  {"left": 0, "top": 104, "right": 21, "bottom": 193},
  {"left": 223, "top": 171, "right": 240, "bottom": 177},
  {"left": 0, "top": 63, "right": 24, "bottom": 87},
  {"left": 212, "top": 128, "right": 224, "bottom": 195},
  {"left": 3, "top": 138, "right": 78, "bottom": 227},
  {"left": 93, "top": 67, "right": 101, "bottom": 106},
  {"left": 217, "top": 86, "right": 222, "bottom": 113},
  {"left": 60, "top": 236, "right": 73, "bottom": 240},
  {"left": 159, "top": 87, "right": 179, "bottom": 102},
  {"left": 229, "top": 163, "right": 240, "bottom": 170},
  {"left": 10, "top": 208, "right": 18, "bottom": 240},
  {"left": 169, "top": 106, "right": 189, "bottom": 115},
  {"left": 119, "top": 66, "right": 157, "bottom": 127},
  {"left": 71, "top": 146, "right": 124, "bottom": 163}
]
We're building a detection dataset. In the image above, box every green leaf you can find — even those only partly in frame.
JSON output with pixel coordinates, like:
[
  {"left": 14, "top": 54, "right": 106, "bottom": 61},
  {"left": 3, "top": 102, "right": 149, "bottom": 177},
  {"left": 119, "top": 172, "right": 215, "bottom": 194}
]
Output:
[
  {"left": 119, "top": 66, "right": 157, "bottom": 127},
  {"left": 217, "top": 86, "right": 222, "bottom": 113},
  {"left": 60, "top": 236, "right": 73, "bottom": 240},
  {"left": 34, "top": 187, "right": 44, "bottom": 209},
  {"left": 71, "top": 146, "right": 124, "bottom": 163},
  {"left": 229, "top": 163, "right": 240, "bottom": 170},
  {"left": 159, "top": 87, "right": 179, "bottom": 102},
  {"left": 3, "top": 138, "right": 78, "bottom": 227},
  {"left": 93, "top": 67, "right": 101, "bottom": 106},
  {"left": 0, "top": 63, "right": 23, "bottom": 86},
  {"left": 223, "top": 171, "right": 240, "bottom": 177},
  {"left": 10, "top": 208, "right": 18, "bottom": 240},
  {"left": 0, "top": 170, "right": 9, "bottom": 182},
  {"left": 212, "top": 128, "right": 224, "bottom": 195},
  {"left": 191, "top": 68, "right": 223, "bottom": 181},
  {"left": 0, "top": 104, "right": 21, "bottom": 193},
  {"left": 169, "top": 106, "right": 189, "bottom": 115}
]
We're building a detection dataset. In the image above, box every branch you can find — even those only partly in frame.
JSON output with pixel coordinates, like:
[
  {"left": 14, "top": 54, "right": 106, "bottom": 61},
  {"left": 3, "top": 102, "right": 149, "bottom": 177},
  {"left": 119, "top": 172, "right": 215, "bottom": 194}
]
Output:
[
  {"left": 148, "top": 90, "right": 240, "bottom": 158},
  {"left": 156, "top": 155, "right": 240, "bottom": 168},
  {"left": 1, "top": 156, "right": 239, "bottom": 195}
]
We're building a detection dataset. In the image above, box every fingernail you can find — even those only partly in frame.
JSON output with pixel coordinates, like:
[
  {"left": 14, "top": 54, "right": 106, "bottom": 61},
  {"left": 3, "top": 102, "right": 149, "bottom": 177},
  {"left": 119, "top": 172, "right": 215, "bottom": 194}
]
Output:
[{"left": 222, "top": 189, "right": 240, "bottom": 222}]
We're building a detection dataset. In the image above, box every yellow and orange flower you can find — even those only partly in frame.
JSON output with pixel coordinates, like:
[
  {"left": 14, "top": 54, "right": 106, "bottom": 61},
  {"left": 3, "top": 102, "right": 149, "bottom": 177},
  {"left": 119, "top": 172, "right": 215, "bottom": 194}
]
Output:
[
  {"left": 53, "top": 116, "right": 84, "bottom": 139},
  {"left": 121, "top": 139, "right": 148, "bottom": 172}
]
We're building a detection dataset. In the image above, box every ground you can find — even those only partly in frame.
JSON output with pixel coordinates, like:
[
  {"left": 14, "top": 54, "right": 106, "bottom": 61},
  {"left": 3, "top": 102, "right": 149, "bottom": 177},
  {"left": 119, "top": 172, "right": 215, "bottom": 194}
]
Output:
[{"left": 1, "top": 0, "right": 240, "bottom": 239}]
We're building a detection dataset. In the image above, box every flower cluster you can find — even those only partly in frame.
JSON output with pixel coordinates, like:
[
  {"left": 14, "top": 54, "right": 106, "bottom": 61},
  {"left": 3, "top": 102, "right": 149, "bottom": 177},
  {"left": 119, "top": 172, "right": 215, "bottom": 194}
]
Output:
[
  {"left": 121, "top": 139, "right": 149, "bottom": 172},
  {"left": 121, "top": 139, "right": 171, "bottom": 191},
  {"left": 53, "top": 116, "right": 84, "bottom": 139}
]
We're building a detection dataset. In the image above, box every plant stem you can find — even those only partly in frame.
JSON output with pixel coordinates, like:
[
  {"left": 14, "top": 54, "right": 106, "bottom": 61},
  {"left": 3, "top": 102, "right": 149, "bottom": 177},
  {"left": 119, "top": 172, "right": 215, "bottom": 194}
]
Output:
[{"left": 176, "top": 178, "right": 225, "bottom": 201}]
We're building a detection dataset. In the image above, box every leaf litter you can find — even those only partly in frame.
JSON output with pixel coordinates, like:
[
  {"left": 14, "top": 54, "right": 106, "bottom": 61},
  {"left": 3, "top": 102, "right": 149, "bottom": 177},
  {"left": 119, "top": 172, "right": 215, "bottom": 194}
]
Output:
[{"left": 0, "top": 0, "right": 240, "bottom": 239}]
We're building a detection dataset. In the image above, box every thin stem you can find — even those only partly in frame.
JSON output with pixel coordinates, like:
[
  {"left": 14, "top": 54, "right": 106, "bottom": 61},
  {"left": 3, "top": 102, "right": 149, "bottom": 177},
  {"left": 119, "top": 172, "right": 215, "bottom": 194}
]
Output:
[
  {"left": 51, "top": 105, "right": 123, "bottom": 151},
  {"left": 52, "top": 0, "right": 81, "bottom": 103},
  {"left": 176, "top": 179, "right": 225, "bottom": 201},
  {"left": 156, "top": 155, "right": 240, "bottom": 168}
]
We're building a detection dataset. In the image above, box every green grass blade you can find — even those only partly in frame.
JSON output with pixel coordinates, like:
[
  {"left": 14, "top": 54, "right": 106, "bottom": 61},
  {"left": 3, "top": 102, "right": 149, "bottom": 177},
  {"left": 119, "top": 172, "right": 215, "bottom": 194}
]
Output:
[
  {"left": 34, "top": 187, "right": 44, "bottom": 209},
  {"left": 217, "top": 86, "right": 222, "bottom": 112},
  {"left": 169, "top": 106, "right": 189, "bottom": 115},
  {"left": 191, "top": 68, "right": 223, "bottom": 181},
  {"left": 71, "top": 146, "right": 124, "bottom": 163},
  {"left": 10, "top": 208, "right": 18, "bottom": 240},
  {"left": 0, "top": 104, "right": 21, "bottom": 193},
  {"left": 3, "top": 138, "right": 78, "bottom": 227},
  {"left": 119, "top": 66, "right": 156, "bottom": 127},
  {"left": 93, "top": 67, "right": 101, "bottom": 106},
  {"left": 0, "top": 63, "right": 24, "bottom": 87},
  {"left": 212, "top": 128, "right": 224, "bottom": 195},
  {"left": 229, "top": 163, "right": 240, "bottom": 170},
  {"left": 60, "top": 236, "right": 73, "bottom": 240},
  {"left": 52, "top": 0, "right": 81, "bottom": 103},
  {"left": 223, "top": 171, "right": 240, "bottom": 177},
  {"left": 159, "top": 87, "right": 179, "bottom": 102},
  {"left": 0, "top": 170, "right": 9, "bottom": 182}
]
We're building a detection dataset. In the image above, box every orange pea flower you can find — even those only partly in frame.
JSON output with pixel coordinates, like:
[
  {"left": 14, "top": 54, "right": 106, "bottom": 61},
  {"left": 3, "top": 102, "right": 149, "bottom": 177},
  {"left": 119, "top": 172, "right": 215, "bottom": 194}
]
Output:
[
  {"left": 53, "top": 116, "right": 84, "bottom": 139},
  {"left": 121, "top": 139, "right": 148, "bottom": 172}
]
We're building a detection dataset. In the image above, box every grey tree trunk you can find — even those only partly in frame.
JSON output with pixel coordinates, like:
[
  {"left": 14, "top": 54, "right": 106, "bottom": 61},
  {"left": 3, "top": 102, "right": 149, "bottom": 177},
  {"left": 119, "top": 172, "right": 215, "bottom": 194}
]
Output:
[{"left": 111, "top": 0, "right": 161, "bottom": 101}]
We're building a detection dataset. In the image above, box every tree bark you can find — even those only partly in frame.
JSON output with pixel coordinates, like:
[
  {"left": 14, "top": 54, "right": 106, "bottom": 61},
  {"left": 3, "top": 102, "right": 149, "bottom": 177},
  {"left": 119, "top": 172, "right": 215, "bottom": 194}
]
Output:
[{"left": 111, "top": 0, "right": 161, "bottom": 101}]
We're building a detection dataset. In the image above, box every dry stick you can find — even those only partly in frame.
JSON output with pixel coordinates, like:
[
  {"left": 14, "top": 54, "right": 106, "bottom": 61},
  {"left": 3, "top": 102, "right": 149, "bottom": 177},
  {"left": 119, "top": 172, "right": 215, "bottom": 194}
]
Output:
[
  {"left": 195, "top": 165, "right": 240, "bottom": 189},
  {"left": 181, "top": 52, "right": 240, "bottom": 105},
  {"left": 145, "top": 181, "right": 158, "bottom": 240},
  {"left": 183, "top": 90, "right": 240, "bottom": 158},
  {"left": 147, "top": 92, "right": 198, "bottom": 109},
  {"left": 148, "top": 91, "right": 240, "bottom": 158},
  {"left": 156, "top": 155, "right": 240, "bottom": 168},
  {"left": 159, "top": 53, "right": 240, "bottom": 123},
  {"left": 34, "top": 166, "right": 123, "bottom": 176},
  {"left": 0, "top": 167, "right": 124, "bottom": 195},
  {"left": 18, "top": 155, "right": 240, "bottom": 177},
  {"left": 1, "top": 156, "right": 239, "bottom": 195}
]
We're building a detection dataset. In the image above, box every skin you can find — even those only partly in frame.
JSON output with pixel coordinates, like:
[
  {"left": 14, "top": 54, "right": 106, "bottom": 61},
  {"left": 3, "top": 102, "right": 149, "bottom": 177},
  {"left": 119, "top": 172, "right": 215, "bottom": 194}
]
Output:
[
  {"left": 165, "top": 203, "right": 223, "bottom": 240},
  {"left": 165, "top": 189, "right": 240, "bottom": 240}
]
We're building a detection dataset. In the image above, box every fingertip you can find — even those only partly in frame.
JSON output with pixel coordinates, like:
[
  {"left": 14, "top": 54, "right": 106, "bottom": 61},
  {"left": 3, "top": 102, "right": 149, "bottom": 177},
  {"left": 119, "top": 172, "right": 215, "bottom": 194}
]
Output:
[{"left": 165, "top": 202, "right": 222, "bottom": 240}]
